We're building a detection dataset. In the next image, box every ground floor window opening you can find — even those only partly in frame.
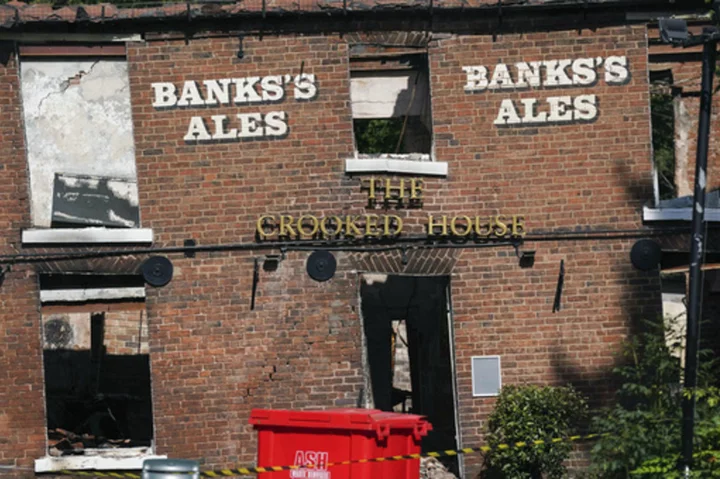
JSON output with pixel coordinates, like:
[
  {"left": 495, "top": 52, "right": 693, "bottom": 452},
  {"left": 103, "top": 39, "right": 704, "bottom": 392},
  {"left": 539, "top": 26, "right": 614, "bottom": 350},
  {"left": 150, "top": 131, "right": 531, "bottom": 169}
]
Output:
[
  {"left": 360, "top": 274, "right": 459, "bottom": 476},
  {"left": 40, "top": 273, "right": 154, "bottom": 461}
]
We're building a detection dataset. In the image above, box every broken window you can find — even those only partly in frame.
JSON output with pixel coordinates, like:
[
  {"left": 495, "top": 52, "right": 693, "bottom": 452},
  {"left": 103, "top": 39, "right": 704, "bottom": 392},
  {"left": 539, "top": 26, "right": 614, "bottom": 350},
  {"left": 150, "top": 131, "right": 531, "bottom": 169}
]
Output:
[
  {"left": 19, "top": 45, "right": 140, "bottom": 229},
  {"left": 39, "top": 273, "right": 154, "bottom": 467},
  {"left": 350, "top": 52, "right": 433, "bottom": 158}
]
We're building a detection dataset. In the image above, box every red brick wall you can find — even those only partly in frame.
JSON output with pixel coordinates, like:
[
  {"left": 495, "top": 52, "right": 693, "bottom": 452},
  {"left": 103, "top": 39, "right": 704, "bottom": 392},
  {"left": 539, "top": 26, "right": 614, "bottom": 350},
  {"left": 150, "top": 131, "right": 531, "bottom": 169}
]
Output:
[
  {"left": 0, "top": 48, "right": 47, "bottom": 475},
  {"left": 127, "top": 26, "right": 661, "bottom": 477},
  {"left": 128, "top": 35, "right": 366, "bottom": 467},
  {"left": 430, "top": 26, "right": 661, "bottom": 475}
]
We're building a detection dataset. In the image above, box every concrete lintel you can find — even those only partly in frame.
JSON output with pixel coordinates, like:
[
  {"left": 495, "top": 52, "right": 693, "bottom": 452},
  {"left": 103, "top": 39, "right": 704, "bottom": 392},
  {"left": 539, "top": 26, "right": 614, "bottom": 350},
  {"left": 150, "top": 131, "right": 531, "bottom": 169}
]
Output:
[
  {"left": 642, "top": 206, "right": 720, "bottom": 222},
  {"left": 35, "top": 450, "right": 166, "bottom": 473},
  {"left": 22, "top": 228, "right": 153, "bottom": 245},
  {"left": 345, "top": 158, "right": 448, "bottom": 176},
  {"left": 40, "top": 287, "right": 146, "bottom": 303}
]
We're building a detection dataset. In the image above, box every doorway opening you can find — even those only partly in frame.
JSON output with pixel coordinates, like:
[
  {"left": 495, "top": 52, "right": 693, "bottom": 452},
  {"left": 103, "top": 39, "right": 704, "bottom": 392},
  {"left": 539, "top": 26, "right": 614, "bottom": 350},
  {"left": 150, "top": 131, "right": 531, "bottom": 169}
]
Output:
[{"left": 360, "top": 274, "right": 459, "bottom": 476}]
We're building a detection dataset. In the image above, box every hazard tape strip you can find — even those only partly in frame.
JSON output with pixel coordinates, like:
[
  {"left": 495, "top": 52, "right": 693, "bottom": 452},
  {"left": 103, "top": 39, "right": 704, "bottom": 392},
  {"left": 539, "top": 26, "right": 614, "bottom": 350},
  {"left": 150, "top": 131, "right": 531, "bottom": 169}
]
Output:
[{"left": 54, "top": 433, "right": 606, "bottom": 478}]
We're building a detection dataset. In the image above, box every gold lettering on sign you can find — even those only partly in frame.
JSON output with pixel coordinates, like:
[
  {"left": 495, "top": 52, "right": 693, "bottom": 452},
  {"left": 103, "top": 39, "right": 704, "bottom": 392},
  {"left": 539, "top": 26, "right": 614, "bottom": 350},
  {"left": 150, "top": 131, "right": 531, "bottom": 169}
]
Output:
[
  {"left": 427, "top": 215, "right": 449, "bottom": 236},
  {"left": 256, "top": 215, "right": 275, "bottom": 238},
  {"left": 427, "top": 215, "right": 526, "bottom": 238},
  {"left": 345, "top": 216, "right": 363, "bottom": 237},
  {"left": 450, "top": 216, "right": 472, "bottom": 236},
  {"left": 365, "top": 214, "right": 380, "bottom": 237},
  {"left": 254, "top": 178, "right": 528, "bottom": 240},
  {"left": 493, "top": 216, "right": 508, "bottom": 237},
  {"left": 384, "top": 215, "right": 403, "bottom": 236},
  {"left": 297, "top": 215, "right": 319, "bottom": 237},
  {"left": 512, "top": 215, "right": 526, "bottom": 237},
  {"left": 410, "top": 179, "right": 424, "bottom": 200},
  {"left": 365, "top": 177, "right": 424, "bottom": 205},
  {"left": 321, "top": 216, "right": 343, "bottom": 236},
  {"left": 279, "top": 215, "right": 296, "bottom": 237},
  {"left": 384, "top": 178, "right": 405, "bottom": 200}
]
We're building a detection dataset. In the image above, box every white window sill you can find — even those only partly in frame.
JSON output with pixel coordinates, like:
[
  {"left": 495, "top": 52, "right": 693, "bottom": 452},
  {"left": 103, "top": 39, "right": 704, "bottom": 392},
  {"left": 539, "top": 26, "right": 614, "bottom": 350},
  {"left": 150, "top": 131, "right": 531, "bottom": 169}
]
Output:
[
  {"left": 22, "top": 228, "right": 153, "bottom": 245},
  {"left": 345, "top": 158, "right": 448, "bottom": 177},
  {"left": 643, "top": 206, "right": 720, "bottom": 221},
  {"left": 35, "top": 448, "right": 166, "bottom": 472},
  {"left": 40, "top": 287, "right": 146, "bottom": 303}
]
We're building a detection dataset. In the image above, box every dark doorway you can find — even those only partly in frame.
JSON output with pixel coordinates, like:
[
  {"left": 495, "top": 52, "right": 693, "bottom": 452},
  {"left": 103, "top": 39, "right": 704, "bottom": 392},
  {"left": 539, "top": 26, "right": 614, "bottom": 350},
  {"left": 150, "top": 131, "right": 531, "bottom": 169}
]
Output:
[{"left": 360, "top": 275, "right": 459, "bottom": 475}]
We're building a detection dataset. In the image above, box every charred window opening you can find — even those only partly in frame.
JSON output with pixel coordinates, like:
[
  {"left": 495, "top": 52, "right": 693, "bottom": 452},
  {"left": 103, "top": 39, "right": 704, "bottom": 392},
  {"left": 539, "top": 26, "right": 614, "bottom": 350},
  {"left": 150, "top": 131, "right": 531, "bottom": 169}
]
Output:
[
  {"left": 51, "top": 174, "right": 140, "bottom": 229},
  {"left": 350, "top": 51, "right": 432, "bottom": 156},
  {"left": 360, "top": 275, "right": 459, "bottom": 476},
  {"left": 41, "top": 274, "right": 153, "bottom": 457},
  {"left": 650, "top": 70, "right": 677, "bottom": 203}
]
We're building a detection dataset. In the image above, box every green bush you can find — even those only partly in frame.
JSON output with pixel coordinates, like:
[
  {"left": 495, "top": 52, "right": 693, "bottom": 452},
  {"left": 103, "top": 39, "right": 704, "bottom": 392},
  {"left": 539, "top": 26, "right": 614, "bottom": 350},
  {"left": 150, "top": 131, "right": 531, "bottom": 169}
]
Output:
[
  {"left": 480, "top": 385, "right": 588, "bottom": 479},
  {"left": 589, "top": 317, "right": 720, "bottom": 478}
]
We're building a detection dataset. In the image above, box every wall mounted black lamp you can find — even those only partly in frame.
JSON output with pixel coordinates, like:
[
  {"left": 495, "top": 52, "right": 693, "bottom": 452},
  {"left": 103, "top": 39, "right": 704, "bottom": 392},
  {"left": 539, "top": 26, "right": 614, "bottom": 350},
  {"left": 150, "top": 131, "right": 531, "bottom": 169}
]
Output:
[
  {"left": 263, "top": 252, "right": 284, "bottom": 272},
  {"left": 513, "top": 243, "right": 535, "bottom": 268}
]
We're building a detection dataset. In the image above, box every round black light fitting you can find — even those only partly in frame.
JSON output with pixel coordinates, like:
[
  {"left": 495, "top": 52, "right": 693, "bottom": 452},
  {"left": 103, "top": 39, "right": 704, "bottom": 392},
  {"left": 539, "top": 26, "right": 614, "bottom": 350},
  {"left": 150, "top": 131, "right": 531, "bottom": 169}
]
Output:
[
  {"left": 142, "top": 256, "right": 174, "bottom": 287},
  {"left": 630, "top": 239, "right": 662, "bottom": 271},
  {"left": 306, "top": 251, "right": 337, "bottom": 282}
]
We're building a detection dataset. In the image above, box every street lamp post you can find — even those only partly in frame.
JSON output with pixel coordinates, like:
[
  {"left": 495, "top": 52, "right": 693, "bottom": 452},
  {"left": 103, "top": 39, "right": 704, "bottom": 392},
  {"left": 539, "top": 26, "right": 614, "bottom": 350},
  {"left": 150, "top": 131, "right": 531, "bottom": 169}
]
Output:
[{"left": 658, "top": 17, "right": 720, "bottom": 475}]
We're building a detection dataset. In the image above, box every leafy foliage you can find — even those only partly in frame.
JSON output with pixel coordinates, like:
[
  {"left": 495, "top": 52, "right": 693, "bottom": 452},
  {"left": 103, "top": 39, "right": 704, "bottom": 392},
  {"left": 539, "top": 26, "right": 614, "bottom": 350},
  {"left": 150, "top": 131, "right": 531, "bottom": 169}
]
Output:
[
  {"left": 353, "top": 118, "right": 404, "bottom": 154},
  {"left": 480, "top": 385, "right": 588, "bottom": 479},
  {"left": 589, "top": 318, "right": 720, "bottom": 478}
]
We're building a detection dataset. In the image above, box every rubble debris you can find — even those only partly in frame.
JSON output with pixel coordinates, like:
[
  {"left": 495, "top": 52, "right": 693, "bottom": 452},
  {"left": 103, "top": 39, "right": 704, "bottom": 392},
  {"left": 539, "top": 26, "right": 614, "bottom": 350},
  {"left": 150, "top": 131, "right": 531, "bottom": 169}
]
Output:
[
  {"left": 420, "top": 457, "right": 458, "bottom": 479},
  {"left": 47, "top": 428, "right": 134, "bottom": 456}
]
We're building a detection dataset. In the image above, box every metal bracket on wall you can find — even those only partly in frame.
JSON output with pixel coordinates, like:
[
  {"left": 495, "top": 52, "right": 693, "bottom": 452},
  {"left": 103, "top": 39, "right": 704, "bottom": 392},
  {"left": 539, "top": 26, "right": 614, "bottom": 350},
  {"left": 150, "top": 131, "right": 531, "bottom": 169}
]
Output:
[
  {"left": 237, "top": 34, "right": 244, "bottom": 59},
  {"left": 552, "top": 259, "right": 565, "bottom": 313},
  {"left": 0, "top": 265, "right": 10, "bottom": 288},
  {"left": 250, "top": 257, "right": 260, "bottom": 311}
]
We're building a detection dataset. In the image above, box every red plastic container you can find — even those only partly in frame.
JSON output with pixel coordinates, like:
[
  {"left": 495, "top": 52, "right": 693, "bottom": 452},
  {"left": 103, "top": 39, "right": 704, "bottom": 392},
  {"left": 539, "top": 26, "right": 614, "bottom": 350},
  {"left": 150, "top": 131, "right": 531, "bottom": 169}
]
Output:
[{"left": 249, "top": 408, "right": 431, "bottom": 479}]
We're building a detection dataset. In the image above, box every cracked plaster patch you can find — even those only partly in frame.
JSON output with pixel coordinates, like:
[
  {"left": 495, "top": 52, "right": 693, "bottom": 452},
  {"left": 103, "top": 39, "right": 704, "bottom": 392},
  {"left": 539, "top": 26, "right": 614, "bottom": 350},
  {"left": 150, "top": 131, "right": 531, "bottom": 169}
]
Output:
[{"left": 20, "top": 59, "right": 138, "bottom": 228}]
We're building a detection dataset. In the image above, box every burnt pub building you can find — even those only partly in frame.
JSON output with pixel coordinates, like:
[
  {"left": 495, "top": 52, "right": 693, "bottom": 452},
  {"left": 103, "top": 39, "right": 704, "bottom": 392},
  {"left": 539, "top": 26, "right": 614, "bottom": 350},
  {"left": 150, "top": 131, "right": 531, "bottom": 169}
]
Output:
[{"left": 0, "top": 0, "right": 718, "bottom": 476}]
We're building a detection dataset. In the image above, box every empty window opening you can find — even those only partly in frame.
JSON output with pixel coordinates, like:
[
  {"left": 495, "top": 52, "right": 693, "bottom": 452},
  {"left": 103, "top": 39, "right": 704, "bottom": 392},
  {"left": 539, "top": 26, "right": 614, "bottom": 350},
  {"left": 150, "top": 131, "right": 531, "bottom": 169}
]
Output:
[
  {"left": 650, "top": 72, "right": 677, "bottom": 203},
  {"left": 360, "top": 275, "right": 458, "bottom": 476},
  {"left": 350, "top": 52, "right": 432, "bottom": 157},
  {"left": 41, "top": 274, "right": 153, "bottom": 458}
]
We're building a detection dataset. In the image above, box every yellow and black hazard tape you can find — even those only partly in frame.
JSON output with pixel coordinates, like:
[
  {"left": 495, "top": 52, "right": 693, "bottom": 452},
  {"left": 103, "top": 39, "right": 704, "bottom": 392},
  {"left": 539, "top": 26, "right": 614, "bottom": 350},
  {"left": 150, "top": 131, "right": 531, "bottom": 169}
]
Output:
[{"left": 54, "top": 433, "right": 606, "bottom": 478}]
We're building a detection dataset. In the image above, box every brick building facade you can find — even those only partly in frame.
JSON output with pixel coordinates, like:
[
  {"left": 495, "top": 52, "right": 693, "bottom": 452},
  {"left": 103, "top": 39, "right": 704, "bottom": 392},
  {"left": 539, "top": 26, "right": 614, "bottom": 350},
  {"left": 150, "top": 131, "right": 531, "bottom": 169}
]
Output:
[{"left": 0, "top": 0, "right": 714, "bottom": 477}]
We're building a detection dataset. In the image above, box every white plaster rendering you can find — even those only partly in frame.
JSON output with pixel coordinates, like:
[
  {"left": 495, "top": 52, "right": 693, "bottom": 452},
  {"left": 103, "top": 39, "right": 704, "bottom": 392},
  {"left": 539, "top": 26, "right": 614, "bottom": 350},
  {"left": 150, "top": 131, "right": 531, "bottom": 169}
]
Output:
[
  {"left": 40, "top": 287, "right": 146, "bottom": 303},
  {"left": 22, "top": 228, "right": 153, "bottom": 244},
  {"left": 674, "top": 96, "right": 692, "bottom": 198},
  {"left": 350, "top": 71, "right": 429, "bottom": 119},
  {"left": 662, "top": 291, "right": 686, "bottom": 364},
  {"left": 20, "top": 60, "right": 138, "bottom": 227},
  {"left": 35, "top": 449, "right": 165, "bottom": 472},
  {"left": 345, "top": 157, "right": 447, "bottom": 176}
]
